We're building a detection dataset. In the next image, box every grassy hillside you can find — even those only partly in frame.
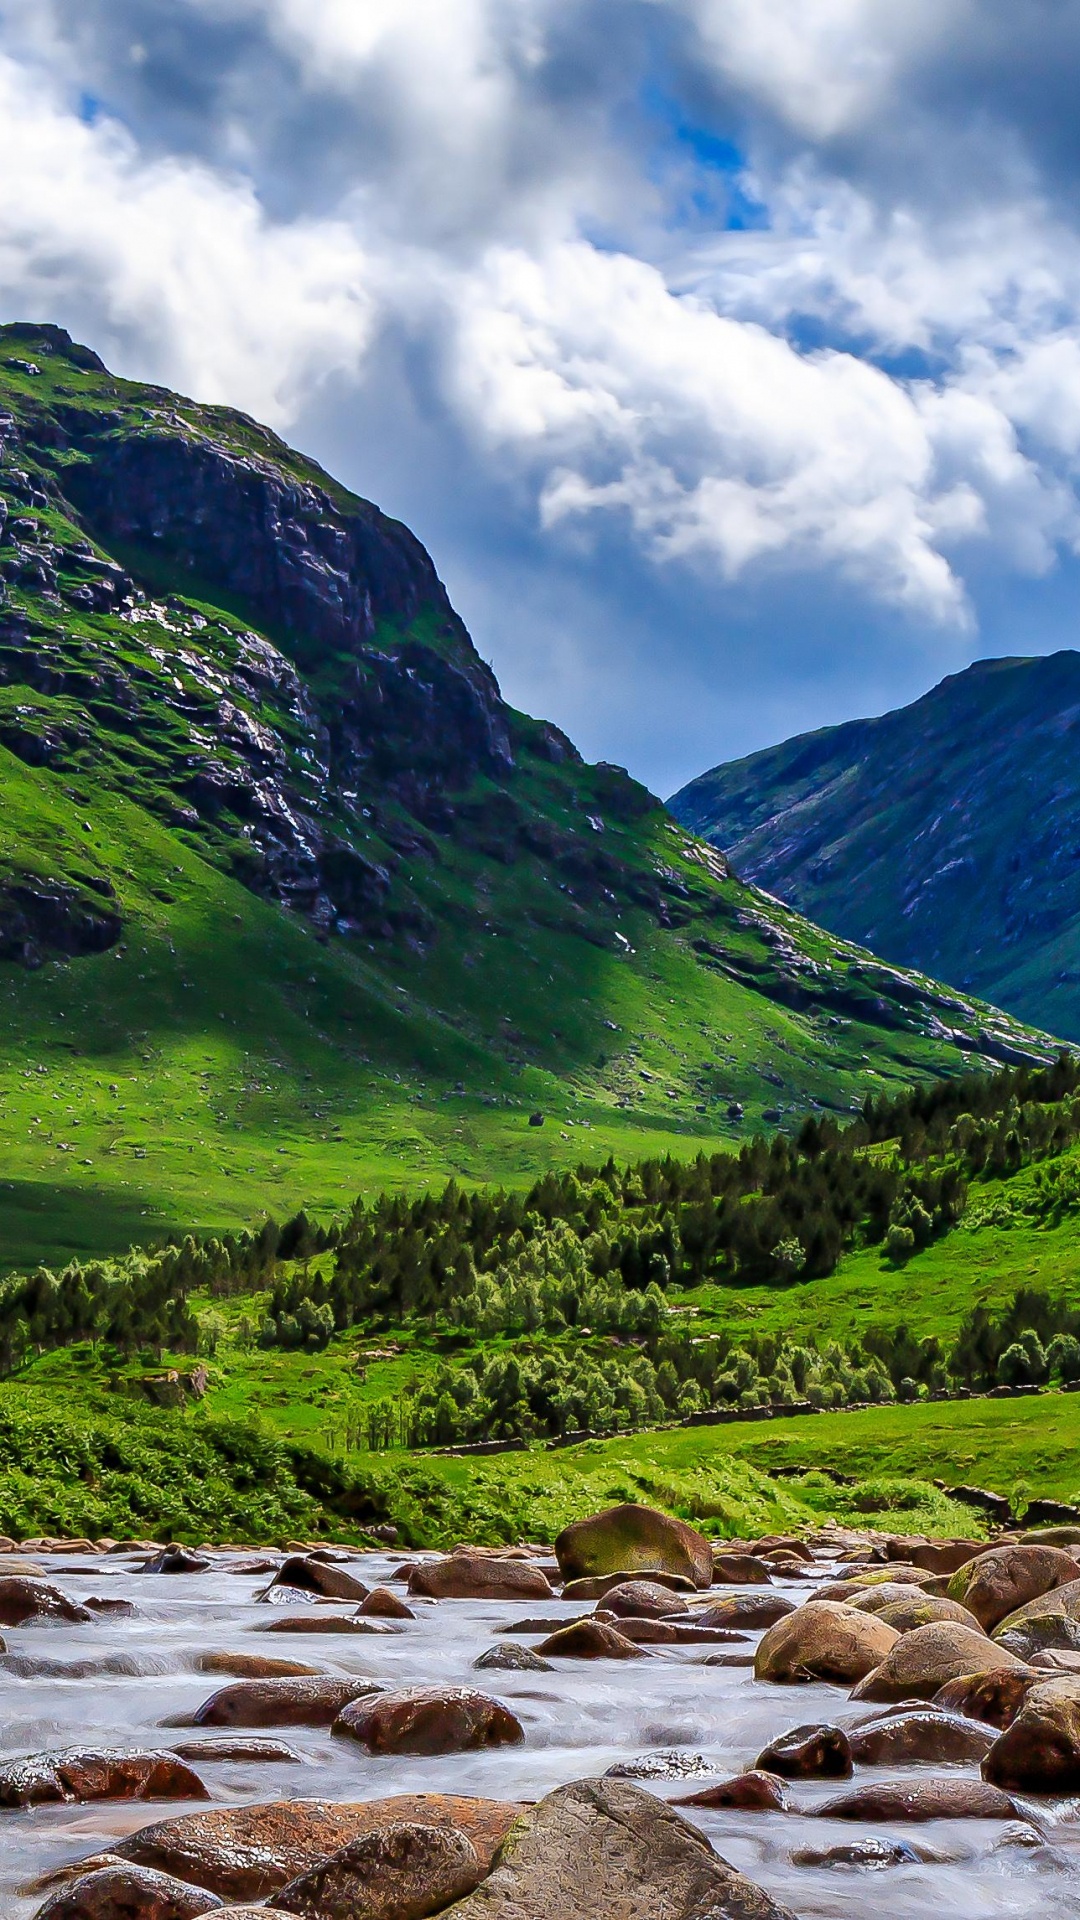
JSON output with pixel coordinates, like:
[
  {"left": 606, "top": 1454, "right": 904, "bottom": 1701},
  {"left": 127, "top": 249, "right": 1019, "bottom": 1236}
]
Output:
[
  {"left": 0, "top": 324, "right": 1054, "bottom": 1269},
  {"left": 670, "top": 652, "right": 1080, "bottom": 1042}
]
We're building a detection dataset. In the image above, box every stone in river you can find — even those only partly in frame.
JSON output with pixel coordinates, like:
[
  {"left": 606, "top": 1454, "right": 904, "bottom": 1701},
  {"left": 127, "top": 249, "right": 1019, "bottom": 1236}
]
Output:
[
  {"left": 272, "top": 1820, "right": 483, "bottom": 1919},
  {"left": 712, "top": 1554, "right": 774, "bottom": 1585},
  {"left": 947, "top": 1544, "right": 1080, "bottom": 1633},
  {"left": 143, "top": 1550, "right": 211, "bottom": 1576},
  {"left": 195, "top": 1653, "right": 320, "bottom": 1680},
  {"left": 755, "top": 1602, "right": 898, "bottom": 1684},
  {"left": 874, "top": 1595, "right": 981, "bottom": 1632},
  {"left": 561, "top": 1571, "right": 696, "bottom": 1603},
  {"left": 333, "top": 1686, "right": 525, "bottom": 1756},
  {"left": 847, "top": 1708, "right": 995, "bottom": 1765},
  {"left": 791, "top": 1839, "right": 925, "bottom": 1869},
  {"left": 31, "top": 1863, "right": 223, "bottom": 1918},
  {"left": 261, "top": 1556, "right": 369, "bottom": 1603},
  {"left": 358, "top": 1585, "right": 415, "bottom": 1619},
  {"left": 0, "top": 1748, "right": 208, "bottom": 1809},
  {"left": 82, "top": 1597, "right": 142, "bottom": 1618},
  {"left": 600, "top": 1579, "right": 691, "bottom": 1619},
  {"left": 258, "top": 1613, "right": 401, "bottom": 1636},
  {"left": 850, "top": 1622, "right": 1027, "bottom": 1703},
  {"left": 190, "top": 1677, "right": 382, "bottom": 1728},
  {"left": 755, "top": 1723, "right": 853, "bottom": 1778},
  {"left": 605, "top": 1751, "right": 714, "bottom": 1781},
  {"left": 817, "top": 1779, "right": 1026, "bottom": 1821},
  {"left": 115, "top": 1798, "right": 523, "bottom": 1903},
  {"left": 169, "top": 1739, "right": 304, "bottom": 1765},
  {"left": 697, "top": 1593, "right": 796, "bottom": 1631},
  {"left": 537, "top": 1619, "right": 649, "bottom": 1659},
  {"left": 407, "top": 1553, "right": 553, "bottom": 1602},
  {"left": 982, "top": 1675, "right": 1080, "bottom": 1792},
  {"left": 675, "top": 1771, "right": 790, "bottom": 1811},
  {"left": 446, "top": 1776, "right": 798, "bottom": 1917},
  {"left": 474, "top": 1643, "right": 552, "bottom": 1672},
  {"left": 932, "top": 1667, "right": 1038, "bottom": 1729},
  {"left": 555, "top": 1504, "right": 713, "bottom": 1589},
  {"left": 0, "top": 1574, "right": 91, "bottom": 1625}
]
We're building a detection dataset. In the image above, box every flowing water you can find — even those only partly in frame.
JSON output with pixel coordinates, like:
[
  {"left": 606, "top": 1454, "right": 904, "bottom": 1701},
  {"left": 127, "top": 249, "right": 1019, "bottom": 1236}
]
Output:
[{"left": 3, "top": 1548, "right": 1080, "bottom": 1917}]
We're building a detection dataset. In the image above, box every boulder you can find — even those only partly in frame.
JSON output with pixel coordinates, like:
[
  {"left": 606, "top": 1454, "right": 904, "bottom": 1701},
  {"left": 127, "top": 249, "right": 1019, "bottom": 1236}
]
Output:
[
  {"left": 712, "top": 1554, "right": 773, "bottom": 1586},
  {"left": 844, "top": 1582, "right": 954, "bottom": 1615},
  {"left": 144, "top": 1551, "right": 210, "bottom": 1576},
  {"left": 168, "top": 1740, "right": 304, "bottom": 1765},
  {"left": 439, "top": 1777, "right": 797, "bottom": 1918},
  {"left": 407, "top": 1555, "right": 553, "bottom": 1602},
  {"left": 816, "top": 1779, "right": 1025, "bottom": 1822},
  {"left": 755, "top": 1723, "right": 852, "bottom": 1778},
  {"left": 115, "top": 1797, "right": 523, "bottom": 1902},
  {"left": 992, "top": 1576, "right": 1080, "bottom": 1657},
  {"left": 195, "top": 1654, "right": 320, "bottom": 1680},
  {"left": 537, "top": 1620, "right": 649, "bottom": 1659},
  {"left": 848, "top": 1708, "right": 995, "bottom": 1765},
  {"left": 0, "top": 1749, "right": 207, "bottom": 1809},
  {"left": 32, "top": 1864, "right": 222, "bottom": 1918},
  {"left": 191, "top": 1678, "right": 382, "bottom": 1728},
  {"left": 675, "top": 1771, "right": 790, "bottom": 1811},
  {"left": 332, "top": 1687, "right": 525, "bottom": 1756},
  {"left": 554, "top": 1505, "right": 712, "bottom": 1589},
  {"left": 755, "top": 1602, "right": 899, "bottom": 1685},
  {"left": 697, "top": 1594, "right": 796, "bottom": 1631},
  {"left": 599, "top": 1580, "right": 690, "bottom": 1619},
  {"left": 932, "top": 1668, "right": 1038, "bottom": 1729},
  {"left": 909, "top": 1541, "right": 983, "bottom": 1576},
  {"left": 947, "top": 1544, "right": 1080, "bottom": 1632},
  {"left": 850, "top": 1622, "right": 1026, "bottom": 1703},
  {"left": 0, "top": 1575, "right": 91, "bottom": 1625},
  {"left": 272, "top": 1821, "right": 482, "bottom": 1919},
  {"left": 358, "top": 1586, "right": 415, "bottom": 1619},
  {"left": 751, "top": 1537, "right": 814, "bottom": 1563},
  {"left": 598, "top": 1617, "right": 740, "bottom": 1646},
  {"left": 875, "top": 1596, "right": 981, "bottom": 1632},
  {"left": 258, "top": 1614, "right": 400, "bottom": 1636},
  {"left": 790, "top": 1840, "right": 926, "bottom": 1870},
  {"left": 560, "top": 1571, "right": 695, "bottom": 1603},
  {"left": 605, "top": 1752, "right": 712, "bottom": 1782},
  {"left": 982, "top": 1676, "right": 1080, "bottom": 1793},
  {"left": 474, "top": 1645, "right": 551, "bottom": 1673},
  {"left": 262, "top": 1557, "right": 369, "bottom": 1603}
]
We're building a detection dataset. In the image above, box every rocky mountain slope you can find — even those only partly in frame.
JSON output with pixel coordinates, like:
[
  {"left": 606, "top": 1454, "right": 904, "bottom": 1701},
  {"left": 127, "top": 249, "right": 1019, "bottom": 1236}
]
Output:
[
  {"left": 670, "top": 653, "right": 1080, "bottom": 1041},
  {"left": 0, "top": 325, "right": 1055, "bottom": 1265}
]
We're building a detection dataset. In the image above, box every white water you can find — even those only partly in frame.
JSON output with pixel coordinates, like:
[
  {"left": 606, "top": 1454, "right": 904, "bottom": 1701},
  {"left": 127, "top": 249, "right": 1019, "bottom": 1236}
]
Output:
[{"left": 3, "top": 1550, "right": 1080, "bottom": 1917}]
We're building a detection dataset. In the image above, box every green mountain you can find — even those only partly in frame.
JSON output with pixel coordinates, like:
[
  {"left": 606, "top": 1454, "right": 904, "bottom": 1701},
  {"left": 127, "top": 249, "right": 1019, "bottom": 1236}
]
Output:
[
  {"left": 0, "top": 324, "right": 1055, "bottom": 1267},
  {"left": 670, "top": 653, "right": 1080, "bottom": 1045}
]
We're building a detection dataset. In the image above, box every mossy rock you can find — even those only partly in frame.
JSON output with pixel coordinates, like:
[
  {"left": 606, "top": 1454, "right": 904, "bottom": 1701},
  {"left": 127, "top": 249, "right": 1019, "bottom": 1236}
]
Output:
[{"left": 554, "top": 1504, "right": 713, "bottom": 1589}]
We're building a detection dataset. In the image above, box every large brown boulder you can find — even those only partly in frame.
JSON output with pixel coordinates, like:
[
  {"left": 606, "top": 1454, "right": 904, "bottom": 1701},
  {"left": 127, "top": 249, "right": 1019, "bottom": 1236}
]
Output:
[
  {"left": 0, "top": 1749, "right": 207, "bottom": 1809},
  {"left": 847, "top": 1708, "right": 995, "bottom": 1765},
  {"left": 697, "top": 1594, "right": 796, "bottom": 1631},
  {"left": 816, "top": 1779, "right": 1024, "bottom": 1822},
  {"left": 332, "top": 1687, "right": 525, "bottom": 1756},
  {"left": 262, "top": 1557, "right": 369, "bottom": 1603},
  {"left": 932, "top": 1668, "right": 1038, "bottom": 1729},
  {"left": 537, "top": 1620, "right": 649, "bottom": 1660},
  {"left": 755, "top": 1723, "right": 851, "bottom": 1778},
  {"left": 169, "top": 1740, "right": 303, "bottom": 1766},
  {"left": 845, "top": 1582, "right": 945, "bottom": 1614},
  {"left": 32, "top": 1864, "right": 222, "bottom": 1918},
  {"left": 408, "top": 1555, "right": 553, "bottom": 1602},
  {"left": 273, "top": 1821, "right": 482, "bottom": 1919},
  {"left": 947, "top": 1544, "right": 1080, "bottom": 1632},
  {"left": 438, "top": 1777, "right": 797, "bottom": 1918},
  {"left": 0, "top": 1575, "right": 91, "bottom": 1625},
  {"left": 712, "top": 1554, "right": 773, "bottom": 1586},
  {"left": 992, "top": 1577, "right": 1080, "bottom": 1659},
  {"left": 850, "top": 1622, "right": 1026, "bottom": 1703},
  {"left": 600, "top": 1580, "right": 689, "bottom": 1619},
  {"left": 874, "top": 1596, "right": 980, "bottom": 1632},
  {"left": 755, "top": 1602, "right": 899, "bottom": 1685},
  {"left": 982, "top": 1676, "right": 1080, "bottom": 1793},
  {"left": 554, "top": 1506, "right": 712, "bottom": 1589},
  {"left": 115, "top": 1797, "right": 523, "bottom": 1902},
  {"left": 195, "top": 1653, "right": 319, "bottom": 1680},
  {"left": 191, "top": 1678, "right": 382, "bottom": 1728},
  {"left": 561, "top": 1571, "right": 695, "bottom": 1603},
  {"left": 675, "top": 1772, "right": 790, "bottom": 1812}
]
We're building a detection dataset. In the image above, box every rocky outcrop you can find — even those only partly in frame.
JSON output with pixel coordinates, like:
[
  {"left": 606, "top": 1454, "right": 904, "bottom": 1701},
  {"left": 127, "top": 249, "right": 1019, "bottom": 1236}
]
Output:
[{"left": 0, "top": 878, "right": 121, "bottom": 968}]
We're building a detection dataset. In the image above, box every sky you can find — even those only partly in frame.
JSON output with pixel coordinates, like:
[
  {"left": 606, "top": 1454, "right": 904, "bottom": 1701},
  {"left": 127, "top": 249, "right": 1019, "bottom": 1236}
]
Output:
[{"left": 4, "top": 2, "right": 1080, "bottom": 794}]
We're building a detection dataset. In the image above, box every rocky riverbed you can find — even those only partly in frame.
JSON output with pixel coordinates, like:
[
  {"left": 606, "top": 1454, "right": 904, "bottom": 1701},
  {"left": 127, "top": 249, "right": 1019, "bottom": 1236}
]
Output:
[{"left": 3, "top": 1512, "right": 1080, "bottom": 1917}]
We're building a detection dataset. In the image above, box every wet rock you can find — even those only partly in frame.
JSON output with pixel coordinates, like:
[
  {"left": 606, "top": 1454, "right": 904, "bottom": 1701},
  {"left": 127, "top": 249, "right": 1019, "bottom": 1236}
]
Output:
[
  {"left": 751, "top": 1537, "right": 814, "bottom": 1563},
  {"left": 697, "top": 1593, "right": 796, "bottom": 1631},
  {"left": 790, "top": 1840, "right": 925, "bottom": 1870},
  {"left": 605, "top": 1751, "right": 713, "bottom": 1781},
  {"left": 848, "top": 1708, "right": 995, "bottom": 1765},
  {"left": 982, "top": 1675, "right": 1080, "bottom": 1792},
  {"left": 407, "top": 1553, "right": 553, "bottom": 1603},
  {"left": 851, "top": 1621, "right": 1025, "bottom": 1702},
  {"left": 191, "top": 1677, "right": 382, "bottom": 1728},
  {"left": 816, "top": 1779, "right": 1025, "bottom": 1822},
  {"left": 947, "top": 1544, "right": 1080, "bottom": 1633},
  {"left": 992, "top": 1575, "right": 1080, "bottom": 1653},
  {"left": 32, "top": 1863, "right": 222, "bottom": 1918},
  {"left": 474, "top": 1644, "right": 551, "bottom": 1672},
  {"left": 554, "top": 1504, "right": 713, "bottom": 1589},
  {"left": 358, "top": 1586, "right": 415, "bottom": 1619},
  {"left": 675, "top": 1771, "right": 790, "bottom": 1812},
  {"left": 2, "top": 1653, "right": 161, "bottom": 1679},
  {"left": 843, "top": 1581, "right": 945, "bottom": 1614},
  {"left": 272, "top": 1821, "right": 482, "bottom": 1919},
  {"left": 143, "top": 1551, "right": 210, "bottom": 1576},
  {"left": 168, "top": 1740, "right": 304, "bottom": 1765},
  {"left": 755, "top": 1602, "right": 899, "bottom": 1685},
  {"left": 0, "top": 1574, "right": 92, "bottom": 1625},
  {"left": 712, "top": 1554, "right": 773, "bottom": 1585},
  {"left": 442, "top": 1776, "right": 797, "bottom": 1918},
  {"left": 258, "top": 1613, "right": 401, "bottom": 1636},
  {"left": 600, "top": 1580, "right": 690, "bottom": 1619},
  {"left": 755, "top": 1723, "right": 852, "bottom": 1778},
  {"left": 537, "top": 1619, "right": 649, "bottom": 1659},
  {"left": 194, "top": 1653, "right": 320, "bottom": 1680},
  {"left": 932, "top": 1668, "right": 1038, "bottom": 1729},
  {"left": 82, "top": 1598, "right": 142, "bottom": 1619},
  {"left": 874, "top": 1595, "right": 980, "bottom": 1632},
  {"left": 262, "top": 1557, "right": 369, "bottom": 1603},
  {"left": 908, "top": 1541, "right": 983, "bottom": 1576},
  {"left": 600, "top": 1617, "right": 741, "bottom": 1645},
  {"left": 561, "top": 1571, "right": 696, "bottom": 1603},
  {"left": 332, "top": 1687, "right": 525, "bottom": 1756},
  {"left": 0, "top": 1748, "right": 208, "bottom": 1809},
  {"left": 116, "top": 1797, "right": 523, "bottom": 1902}
]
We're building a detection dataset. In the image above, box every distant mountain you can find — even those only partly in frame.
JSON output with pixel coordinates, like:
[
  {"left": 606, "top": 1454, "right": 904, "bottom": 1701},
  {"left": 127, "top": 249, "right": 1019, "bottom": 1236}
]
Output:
[
  {"left": 670, "top": 653, "right": 1080, "bottom": 1041},
  {"left": 0, "top": 326, "right": 1055, "bottom": 1265}
]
